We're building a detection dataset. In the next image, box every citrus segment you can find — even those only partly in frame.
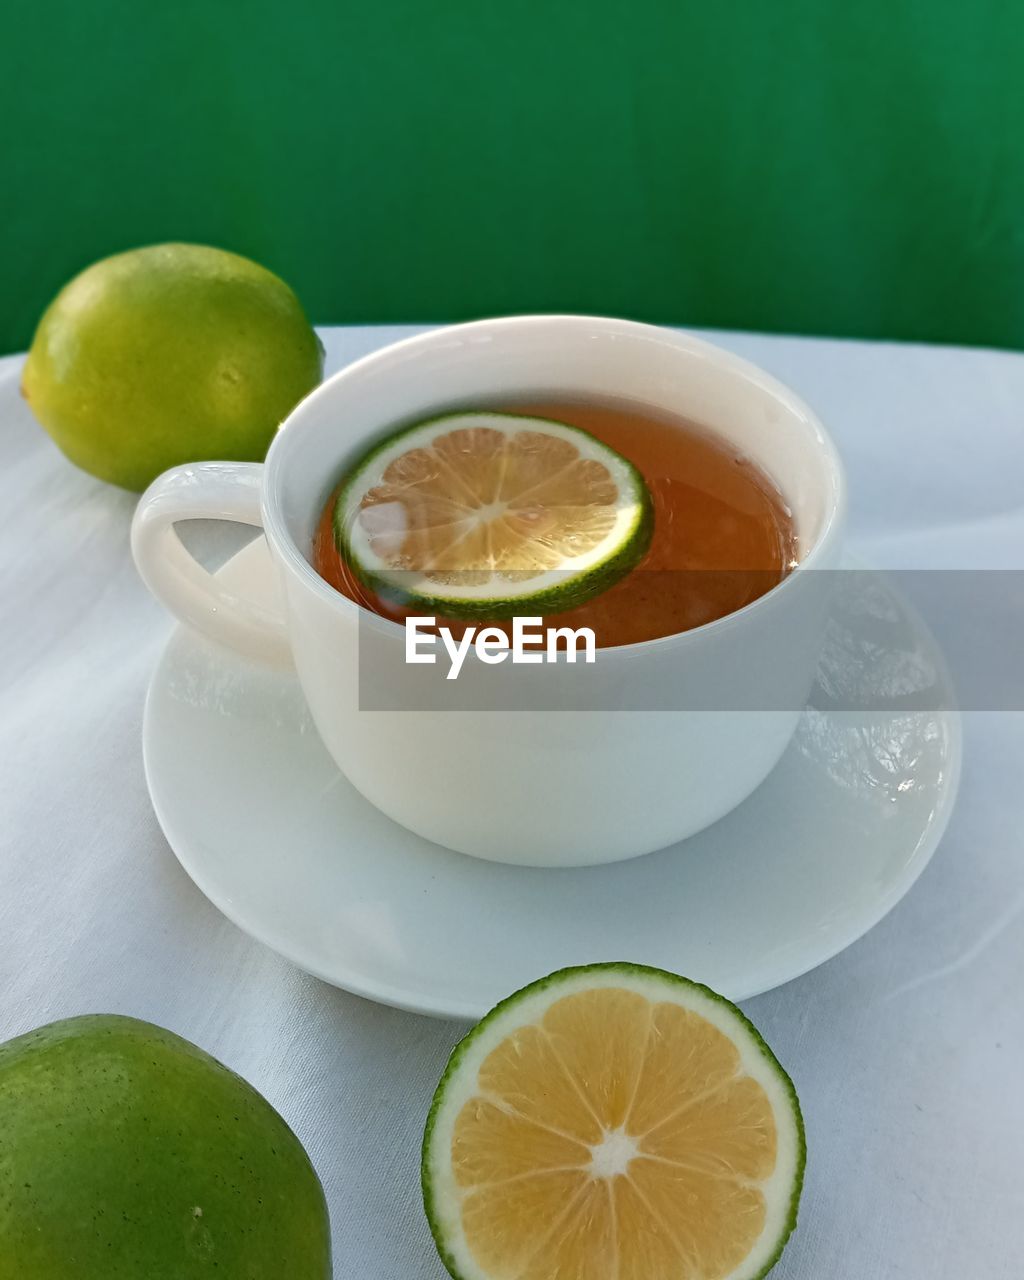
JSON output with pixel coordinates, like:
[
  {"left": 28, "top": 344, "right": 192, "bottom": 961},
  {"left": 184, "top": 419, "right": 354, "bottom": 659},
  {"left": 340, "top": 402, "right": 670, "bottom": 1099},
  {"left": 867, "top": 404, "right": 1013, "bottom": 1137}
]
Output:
[
  {"left": 627, "top": 1002, "right": 742, "bottom": 1133},
  {"left": 336, "top": 413, "right": 652, "bottom": 617},
  {"left": 614, "top": 1174, "right": 701, "bottom": 1280},
  {"left": 452, "top": 1101, "right": 590, "bottom": 1185},
  {"left": 462, "top": 1173, "right": 589, "bottom": 1276},
  {"left": 423, "top": 964, "right": 804, "bottom": 1280},
  {"left": 539, "top": 986, "right": 651, "bottom": 1131},
  {"left": 477, "top": 1026, "right": 604, "bottom": 1144},
  {"left": 641, "top": 1076, "right": 777, "bottom": 1179},
  {"left": 628, "top": 1157, "right": 767, "bottom": 1277},
  {"left": 518, "top": 1180, "right": 617, "bottom": 1280}
]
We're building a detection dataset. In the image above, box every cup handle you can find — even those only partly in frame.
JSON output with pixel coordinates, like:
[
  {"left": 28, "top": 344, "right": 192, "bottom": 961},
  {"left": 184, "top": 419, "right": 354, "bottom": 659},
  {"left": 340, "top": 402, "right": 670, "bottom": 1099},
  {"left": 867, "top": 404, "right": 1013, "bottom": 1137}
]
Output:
[{"left": 131, "top": 461, "right": 292, "bottom": 665}]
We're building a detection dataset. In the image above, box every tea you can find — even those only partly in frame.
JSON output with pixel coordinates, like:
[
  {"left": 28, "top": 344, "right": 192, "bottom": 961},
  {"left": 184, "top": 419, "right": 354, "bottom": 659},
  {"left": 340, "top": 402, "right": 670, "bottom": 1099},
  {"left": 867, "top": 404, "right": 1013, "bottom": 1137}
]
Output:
[{"left": 312, "top": 399, "right": 797, "bottom": 646}]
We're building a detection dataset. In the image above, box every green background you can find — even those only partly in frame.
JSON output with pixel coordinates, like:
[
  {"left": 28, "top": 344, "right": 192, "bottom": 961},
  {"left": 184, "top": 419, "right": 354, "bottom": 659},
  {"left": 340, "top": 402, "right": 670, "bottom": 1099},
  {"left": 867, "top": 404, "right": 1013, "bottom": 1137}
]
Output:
[{"left": 3, "top": 0, "right": 1023, "bottom": 354}]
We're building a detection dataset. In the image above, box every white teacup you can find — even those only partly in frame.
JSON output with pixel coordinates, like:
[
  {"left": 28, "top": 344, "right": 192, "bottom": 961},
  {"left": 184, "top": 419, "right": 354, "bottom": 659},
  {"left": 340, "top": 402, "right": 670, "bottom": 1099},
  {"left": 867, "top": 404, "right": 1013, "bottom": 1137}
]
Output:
[{"left": 132, "top": 316, "right": 845, "bottom": 867}]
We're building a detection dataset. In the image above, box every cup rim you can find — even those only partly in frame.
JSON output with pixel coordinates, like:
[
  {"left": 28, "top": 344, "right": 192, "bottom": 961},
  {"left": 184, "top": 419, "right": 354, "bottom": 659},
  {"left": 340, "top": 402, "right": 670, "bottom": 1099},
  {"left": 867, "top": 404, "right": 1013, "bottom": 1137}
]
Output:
[{"left": 261, "top": 314, "right": 847, "bottom": 655}]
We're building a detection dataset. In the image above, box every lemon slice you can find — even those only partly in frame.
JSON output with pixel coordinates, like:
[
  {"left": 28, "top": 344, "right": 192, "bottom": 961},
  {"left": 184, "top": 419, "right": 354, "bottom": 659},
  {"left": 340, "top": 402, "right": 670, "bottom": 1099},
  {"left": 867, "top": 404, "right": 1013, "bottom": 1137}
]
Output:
[
  {"left": 422, "top": 964, "right": 805, "bottom": 1280},
  {"left": 335, "top": 412, "right": 652, "bottom": 617}
]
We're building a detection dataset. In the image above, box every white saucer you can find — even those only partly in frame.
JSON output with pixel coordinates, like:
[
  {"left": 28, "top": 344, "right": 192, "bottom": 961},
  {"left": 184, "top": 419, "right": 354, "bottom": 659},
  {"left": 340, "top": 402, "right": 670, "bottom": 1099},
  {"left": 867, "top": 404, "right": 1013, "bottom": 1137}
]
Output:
[{"left": 143, "top": 539, "right": 961, "bottom": 1020}]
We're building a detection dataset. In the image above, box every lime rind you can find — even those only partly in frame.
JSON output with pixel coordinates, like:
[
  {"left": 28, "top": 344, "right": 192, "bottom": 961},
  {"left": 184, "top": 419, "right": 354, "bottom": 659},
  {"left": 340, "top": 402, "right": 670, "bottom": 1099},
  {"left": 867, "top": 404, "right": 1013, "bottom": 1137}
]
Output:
[
  {"left": 422, "top": 961, "right": 806, "bottom": 1280},
  {"left": 334, "top": 412, "right": 653, "bottom": 619}
]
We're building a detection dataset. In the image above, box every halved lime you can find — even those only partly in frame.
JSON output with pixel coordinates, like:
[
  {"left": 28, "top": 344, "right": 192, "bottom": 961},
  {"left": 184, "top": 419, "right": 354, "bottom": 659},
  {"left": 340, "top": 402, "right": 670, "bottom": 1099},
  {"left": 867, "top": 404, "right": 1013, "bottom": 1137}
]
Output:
[
  {"left": 422, "top": 963, "right": 805, "bottom": 1280},
  {"left": 334, "top": 412, "right": 652, "bottom": 618}
]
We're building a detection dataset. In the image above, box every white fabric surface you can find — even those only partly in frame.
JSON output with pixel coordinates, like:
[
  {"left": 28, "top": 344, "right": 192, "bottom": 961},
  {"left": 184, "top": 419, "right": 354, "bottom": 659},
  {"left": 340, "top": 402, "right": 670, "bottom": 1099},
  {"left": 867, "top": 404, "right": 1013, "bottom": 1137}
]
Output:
[{"left": 1, "top": 325, "right": 1022, "bottom": 1278}]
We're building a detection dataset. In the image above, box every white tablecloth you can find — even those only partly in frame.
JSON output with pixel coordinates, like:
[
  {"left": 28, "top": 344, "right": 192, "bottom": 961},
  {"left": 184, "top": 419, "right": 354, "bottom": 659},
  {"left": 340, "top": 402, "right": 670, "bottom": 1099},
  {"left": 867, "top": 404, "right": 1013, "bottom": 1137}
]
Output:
[{"left": 1, "top": 326, "right": 1021, "bottom": 1278}]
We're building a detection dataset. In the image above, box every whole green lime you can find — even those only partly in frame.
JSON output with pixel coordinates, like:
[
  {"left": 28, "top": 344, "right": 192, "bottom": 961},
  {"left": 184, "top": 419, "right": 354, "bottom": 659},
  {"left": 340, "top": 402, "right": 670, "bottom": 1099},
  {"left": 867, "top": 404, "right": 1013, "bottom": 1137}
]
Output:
[
  {"left": 21, "top": 244, "right": 323, "bottom": 490},
  {"left": 0, "top": 1015, "right": 331, "bottom": 1278}
]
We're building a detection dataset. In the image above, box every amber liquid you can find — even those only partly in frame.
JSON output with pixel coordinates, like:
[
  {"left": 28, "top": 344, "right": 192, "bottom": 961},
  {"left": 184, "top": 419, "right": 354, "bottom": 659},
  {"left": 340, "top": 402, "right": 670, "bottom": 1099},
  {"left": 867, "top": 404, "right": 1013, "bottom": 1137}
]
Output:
[{"left": 312, "top": 399, "right": 797, "bottom": 647}]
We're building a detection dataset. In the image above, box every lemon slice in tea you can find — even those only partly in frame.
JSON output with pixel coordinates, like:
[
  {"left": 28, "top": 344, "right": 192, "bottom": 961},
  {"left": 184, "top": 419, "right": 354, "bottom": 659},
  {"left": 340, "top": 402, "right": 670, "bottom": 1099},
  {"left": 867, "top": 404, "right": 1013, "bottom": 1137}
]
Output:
[
  {"left": 335, "top": 412, "right": 652, "bottom": 617},
  {"left": 422, "top": 963, "right": 805, "bottom": 1280}
]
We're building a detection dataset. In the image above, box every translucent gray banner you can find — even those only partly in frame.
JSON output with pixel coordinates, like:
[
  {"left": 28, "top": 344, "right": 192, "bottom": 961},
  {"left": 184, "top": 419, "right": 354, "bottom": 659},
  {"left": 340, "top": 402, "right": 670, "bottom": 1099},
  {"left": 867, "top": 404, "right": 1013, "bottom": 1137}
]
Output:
[{"left": 355, "top": 570, "right": 1022, "bottom": 711}]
